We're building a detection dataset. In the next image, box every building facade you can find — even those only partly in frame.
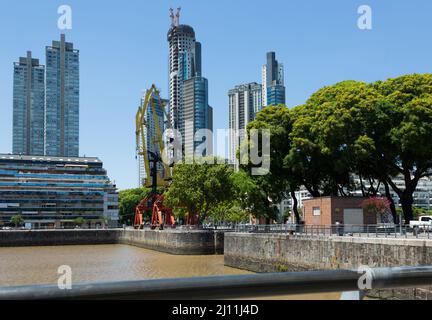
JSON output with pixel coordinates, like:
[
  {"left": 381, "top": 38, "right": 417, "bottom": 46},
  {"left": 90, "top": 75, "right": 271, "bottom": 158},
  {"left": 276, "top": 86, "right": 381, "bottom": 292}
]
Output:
[
  {"left": 167, "top": 11, "right": 212, "bottom": 157},
  {"left": 303, "top": 197, "right": 377, "bottom": 228},
  {"left": 45, "top": 34, "right": 80, "bottom": 157},
  {"left": 183, "top": 76, "right": 212, "bottom": 157},
  {"left": 262, "top": 52, "right": 285, "bottom": 107},
  {"left": 12, "top": 51, "right": 45, "bottom": 156},
  {"left": 0, "top": 154, "right": 118, "bottom": 228},
  {"left": 228, "top": 83, "right": 262, "bottom": 163}
]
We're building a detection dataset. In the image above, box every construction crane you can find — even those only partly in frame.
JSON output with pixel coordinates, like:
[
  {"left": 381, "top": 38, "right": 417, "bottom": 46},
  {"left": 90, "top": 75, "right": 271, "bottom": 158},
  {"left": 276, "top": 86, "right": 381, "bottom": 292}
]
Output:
[{"left": 133, "top": 85, "right": 175, "bottom": 230}]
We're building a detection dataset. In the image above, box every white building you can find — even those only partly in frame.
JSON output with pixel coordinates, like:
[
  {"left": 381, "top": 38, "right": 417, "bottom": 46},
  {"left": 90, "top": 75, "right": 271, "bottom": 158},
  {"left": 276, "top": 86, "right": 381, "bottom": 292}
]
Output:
[{"left": 228, "top": 83, "right": 262, "bottom": 164}]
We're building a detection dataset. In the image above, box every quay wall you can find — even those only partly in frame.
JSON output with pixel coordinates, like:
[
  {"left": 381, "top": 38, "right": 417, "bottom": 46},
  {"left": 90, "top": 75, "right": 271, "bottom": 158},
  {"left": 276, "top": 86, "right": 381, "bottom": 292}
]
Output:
[
  {"left": 117, "top": 229, "right": 224, "bottom": 255},
  {"left": 224, "top": 233, "right": 432, "bottom": 299},
  {"left": 0, "top": 229, "right": 224, "bottom": 255},
  {"left": 0, "top": 229, "right": 118, "bottom": 247}
]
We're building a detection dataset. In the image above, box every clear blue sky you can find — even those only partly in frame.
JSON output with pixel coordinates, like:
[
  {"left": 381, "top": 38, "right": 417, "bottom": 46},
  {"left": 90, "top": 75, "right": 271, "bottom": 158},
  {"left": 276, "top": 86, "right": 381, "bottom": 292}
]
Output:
[{"left": 0, "top": 0, "right": 431, "bottom": 190}]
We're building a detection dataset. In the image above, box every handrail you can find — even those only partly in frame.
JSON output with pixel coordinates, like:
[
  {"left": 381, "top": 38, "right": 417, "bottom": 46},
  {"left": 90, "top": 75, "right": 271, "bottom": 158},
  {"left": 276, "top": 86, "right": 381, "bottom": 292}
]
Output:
[{"left": 0, "top": 266, "right": 431, "bottom": 300}]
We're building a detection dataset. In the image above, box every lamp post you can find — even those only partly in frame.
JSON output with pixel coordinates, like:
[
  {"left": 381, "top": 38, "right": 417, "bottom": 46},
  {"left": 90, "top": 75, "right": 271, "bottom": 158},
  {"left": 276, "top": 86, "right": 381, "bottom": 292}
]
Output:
[{"left": 399, "top": 209, "right": 403, "bottom": 235}]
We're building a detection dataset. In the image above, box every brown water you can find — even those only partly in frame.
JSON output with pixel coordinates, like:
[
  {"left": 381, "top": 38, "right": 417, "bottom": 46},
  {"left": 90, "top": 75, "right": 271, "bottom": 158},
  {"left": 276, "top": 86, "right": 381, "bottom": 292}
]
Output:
[{"left": 0, "top": 244, "right": 340, "bottom": 300}]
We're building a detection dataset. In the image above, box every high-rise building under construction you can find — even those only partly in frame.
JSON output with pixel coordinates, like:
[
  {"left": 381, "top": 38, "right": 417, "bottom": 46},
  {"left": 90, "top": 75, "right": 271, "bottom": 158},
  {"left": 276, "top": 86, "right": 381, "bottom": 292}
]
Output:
[{"left": 167, "top": 8, "right": 212, "bottom": 157}]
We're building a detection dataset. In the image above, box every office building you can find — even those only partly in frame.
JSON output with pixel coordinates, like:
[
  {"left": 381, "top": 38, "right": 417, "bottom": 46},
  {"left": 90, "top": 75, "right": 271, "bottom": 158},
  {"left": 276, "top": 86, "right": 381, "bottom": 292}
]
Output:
[
  {"left": 183, "top": 76, "right": 213, "bottom": 156},
  {"left": 45, "top": 34, "right": 80, "bottom": 157},
  {"left": 12, "top": 51, "right": 45, "bottom": 156},
  {"left": 167, "top": 9, "right": 212, "bottom": 157},
  {"left": 0, "top": 154, "right": 118, "bottom": 228},
  {"left": 228, "top": 83, "right": 262, "bottom": 163},
  {"left": 262, "top": 52, "right": 285, "bottom": 106}
]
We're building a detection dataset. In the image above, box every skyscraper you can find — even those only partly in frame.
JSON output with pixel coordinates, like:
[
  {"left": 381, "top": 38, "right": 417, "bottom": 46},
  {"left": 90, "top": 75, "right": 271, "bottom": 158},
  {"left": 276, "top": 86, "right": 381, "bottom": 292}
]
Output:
[
  {"left": 167, "top": 8, "right": 212, "bottom": 157},
  {"left": 262, "top": 52, "right": 285, "bottom": 107},
  {"left": 228, "top": 83, "right": 262, "bottom": 163},
  {"left": 45, "top": 34, "right": 80, "bottom": 157},
  {"left": 183, "top": 76, "right": 213, "bottom": 156},
  {"left": 12, "top": 51, "right": 45, "bottom": 156}
]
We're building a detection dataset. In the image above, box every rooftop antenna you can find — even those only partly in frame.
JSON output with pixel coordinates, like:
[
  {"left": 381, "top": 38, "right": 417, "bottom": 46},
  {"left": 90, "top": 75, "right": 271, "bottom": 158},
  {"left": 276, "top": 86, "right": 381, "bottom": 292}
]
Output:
[
  {"left": 175, "top": 7, "right": 181, "bottom": 26},
  {"left": 169, "top": 8, "right": 175, "bottom": 27},
  {"left": 170, "top": 7, "right": 181, "bottom": 27}
]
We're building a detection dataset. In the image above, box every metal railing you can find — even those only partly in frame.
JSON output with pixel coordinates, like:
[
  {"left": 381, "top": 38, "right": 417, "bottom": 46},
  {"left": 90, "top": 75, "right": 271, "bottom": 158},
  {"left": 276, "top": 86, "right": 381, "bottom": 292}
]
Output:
[
  {"left": 0, "top": 266, "right": 431, "bottom": 300},
  {"left": 233, "top": 223, "right": 432, "bottom": 239}
]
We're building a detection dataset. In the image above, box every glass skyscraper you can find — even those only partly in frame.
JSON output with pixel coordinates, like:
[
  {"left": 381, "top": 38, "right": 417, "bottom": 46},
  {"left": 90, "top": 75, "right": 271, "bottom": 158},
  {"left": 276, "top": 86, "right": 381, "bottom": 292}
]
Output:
[
  {"left": 167, "top": 11, "right": 212, "bottom": 157},
  {"left": 45, "top": 34, "right": 80, "bottom": 157},
  {"left": 12, "top": 51, "right": 45, "bottom": 156},
  {"left": 183, "top": 76, "right": 212, "bottom": 156},
  {"left": 262, "top": 52, "right": 285, "bottom": 106}
]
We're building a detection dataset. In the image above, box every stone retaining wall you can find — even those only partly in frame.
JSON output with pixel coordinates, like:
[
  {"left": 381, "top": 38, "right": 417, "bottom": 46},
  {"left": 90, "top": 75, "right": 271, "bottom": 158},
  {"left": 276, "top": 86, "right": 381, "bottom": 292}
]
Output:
[
  {"left": 0, "top": 229, "right": 224, "bottom": 255},
  {"left": 224, "top": 233, "right": 432, "bottom": 299}
]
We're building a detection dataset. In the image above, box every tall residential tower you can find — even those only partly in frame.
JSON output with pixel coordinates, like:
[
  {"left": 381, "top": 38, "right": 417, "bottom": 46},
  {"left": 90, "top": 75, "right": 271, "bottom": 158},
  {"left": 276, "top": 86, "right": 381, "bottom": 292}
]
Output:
[
  {"left": 12, "top": 51, "right": 45, "bottom": 156},
  {"left": 45, "top": 34, "right": 80, "bottom": 157},
  {"left": 228, "top": 83, "right": 262, "bottom": 163},
  {"left": 167, "top": 8, "right": 212, "bottom": 157}
]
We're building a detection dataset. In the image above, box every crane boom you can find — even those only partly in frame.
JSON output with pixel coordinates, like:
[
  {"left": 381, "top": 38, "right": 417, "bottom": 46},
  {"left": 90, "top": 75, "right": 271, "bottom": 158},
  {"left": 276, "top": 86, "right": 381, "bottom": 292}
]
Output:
[
  {"left": 136, "top": 84, "right": 172, "bottom": 187},
  {"left": 134, "top": 85, "right": 175, "bottom": 230}
]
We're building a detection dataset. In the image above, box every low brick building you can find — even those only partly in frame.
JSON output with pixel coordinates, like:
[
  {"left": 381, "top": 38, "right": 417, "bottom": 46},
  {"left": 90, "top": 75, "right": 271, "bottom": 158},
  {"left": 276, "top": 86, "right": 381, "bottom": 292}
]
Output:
[{"left": 303, "top": 196, "right": 377, "bottom": 226}]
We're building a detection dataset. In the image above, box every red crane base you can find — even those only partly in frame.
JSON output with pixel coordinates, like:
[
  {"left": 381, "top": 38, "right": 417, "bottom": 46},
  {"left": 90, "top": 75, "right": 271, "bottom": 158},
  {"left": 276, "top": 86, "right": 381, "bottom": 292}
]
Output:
[{"left": 133, "top": 194, "right": 175, "bottom": 230}]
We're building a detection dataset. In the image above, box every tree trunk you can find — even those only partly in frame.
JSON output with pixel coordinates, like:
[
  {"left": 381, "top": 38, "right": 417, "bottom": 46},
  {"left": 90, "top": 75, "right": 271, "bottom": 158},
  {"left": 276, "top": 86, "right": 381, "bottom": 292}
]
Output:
[
  {"left": 383, "top": 180, "right": 398, "bottom": 224},
  {"left": 290, "top": 190, "right": 301, "bottom": 224},
  {"left": 400, "top": 192, "right": 414, "bottom": 224},
  {"left": 359, "top": 173, "right": 366, "bottom": 197}
]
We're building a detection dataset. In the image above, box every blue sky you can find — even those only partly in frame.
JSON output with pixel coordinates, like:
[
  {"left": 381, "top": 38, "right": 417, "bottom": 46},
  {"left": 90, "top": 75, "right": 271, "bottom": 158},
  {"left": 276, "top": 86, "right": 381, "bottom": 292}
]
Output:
[{"left": 0, "top": 0, "right": 431, "bottom": 190}]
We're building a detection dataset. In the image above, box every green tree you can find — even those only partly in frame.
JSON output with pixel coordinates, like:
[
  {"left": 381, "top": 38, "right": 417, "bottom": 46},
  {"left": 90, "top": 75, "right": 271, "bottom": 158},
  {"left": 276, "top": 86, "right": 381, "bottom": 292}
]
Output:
[
  {"left": 164, "top": 158, "right": 234, "bottom": 224},
  {"left": 287, "top": 75, "right": 432, "bottom": 223},
  {"left": 371, "top": 74, "right": 432, "bottom": 222},
  {"left": 240, "top": 105, "right": 302, "bottom": 222},
  {"left": 287, "top": 81, "right": 382, "bottom": 198},
  {"left": 73, "top": 217, "right": 86, "bottom": 227},
  {"left": 10, "top": 215, "right": 24, "bottom": 228},
  {"left": 118, "top": 188, "right": 152, "bottom": 224},
  {"left": 230, "top": 170, "right": 277, "bottom": 221},
  {"left": 209, "top": 201, "right": 249, "bottom": 224}
]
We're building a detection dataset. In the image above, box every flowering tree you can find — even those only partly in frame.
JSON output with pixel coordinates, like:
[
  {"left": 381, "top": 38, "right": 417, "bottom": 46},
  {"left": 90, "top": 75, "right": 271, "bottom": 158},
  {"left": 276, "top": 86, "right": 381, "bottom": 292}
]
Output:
[{"left": 361, "top": 197, "right": 392, "bottom": 223}]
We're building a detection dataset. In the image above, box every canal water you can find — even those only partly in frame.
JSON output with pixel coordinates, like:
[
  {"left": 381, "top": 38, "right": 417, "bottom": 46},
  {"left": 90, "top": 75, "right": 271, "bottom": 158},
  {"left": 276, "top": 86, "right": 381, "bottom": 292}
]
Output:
[{"left": 0, "top": 244, "right": 340, "bottom": 300}]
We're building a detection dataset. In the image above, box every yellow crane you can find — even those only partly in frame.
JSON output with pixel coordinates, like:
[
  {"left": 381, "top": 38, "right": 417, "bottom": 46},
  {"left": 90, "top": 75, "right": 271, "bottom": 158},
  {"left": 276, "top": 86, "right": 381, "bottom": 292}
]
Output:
[
  {"left": 135, "top": 84, "right": 172, "bottom": 187},
  {"left": 134, "top": 85, "right": 175, "bottom": 229}
]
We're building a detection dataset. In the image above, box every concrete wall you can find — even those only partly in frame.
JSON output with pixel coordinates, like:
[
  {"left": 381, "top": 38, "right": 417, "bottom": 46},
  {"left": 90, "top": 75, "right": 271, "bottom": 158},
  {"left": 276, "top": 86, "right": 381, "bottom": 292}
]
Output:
[
  {"left": 118, "top": 229, "right": 224, "bottom": 255},
  {"left": 0, "top": 229, "right": 118, "bottom": 247},
  {"left": 0, "top": 229, "right": 224, "bottom": 255},
  {"left": 224, "top": 233, "right": 432, "bottom": 299}
]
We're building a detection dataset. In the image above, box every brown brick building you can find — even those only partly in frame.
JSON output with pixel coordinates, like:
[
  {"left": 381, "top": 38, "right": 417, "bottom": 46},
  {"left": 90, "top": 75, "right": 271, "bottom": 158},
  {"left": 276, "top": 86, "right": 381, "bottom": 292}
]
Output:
[{"left": 303, "top": 197, "right": 377, "bottom": 226}]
